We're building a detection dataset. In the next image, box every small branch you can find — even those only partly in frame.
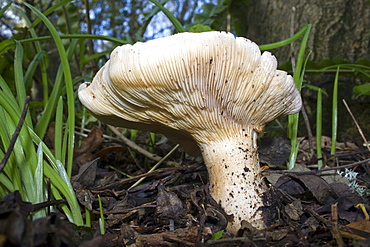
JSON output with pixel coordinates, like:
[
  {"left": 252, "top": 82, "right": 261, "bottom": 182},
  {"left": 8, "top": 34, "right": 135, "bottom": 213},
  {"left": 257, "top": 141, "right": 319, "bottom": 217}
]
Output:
[
  {"left": 91, "top": 201, "right": 156, "bottom": 215},
  {"left": 93, "top": 164, "right": 201, "bottom": 191},
  {"left": 128, "top": 144, "right": 179, "bottom": 191},
  {"left": 266, "top": 157, "right": 370, "bottom": 175},
  {"left": 107, "top": 125, "right": 179, "bottom": 167},
  {"left": 0, "top": 96, "right": 30, "bottom": 174},
  {"left": 301, "top": 104, "right": 314, "bottom": 159},
  {"left": 108, "top": 125, "right": 161, "bottom": 161},
  {"left": 342, "top": 99, "right": 370, "bottom": 153},
  {"left": 331, "top": 203, "right": 345, "bottom": 247}
]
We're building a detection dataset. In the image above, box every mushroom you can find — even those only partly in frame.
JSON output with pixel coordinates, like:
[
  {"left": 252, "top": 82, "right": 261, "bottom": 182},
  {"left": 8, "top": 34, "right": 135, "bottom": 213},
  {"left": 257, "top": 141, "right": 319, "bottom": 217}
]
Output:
[{"left": 78, "top": 31, "right": 302, "bottom": 234}]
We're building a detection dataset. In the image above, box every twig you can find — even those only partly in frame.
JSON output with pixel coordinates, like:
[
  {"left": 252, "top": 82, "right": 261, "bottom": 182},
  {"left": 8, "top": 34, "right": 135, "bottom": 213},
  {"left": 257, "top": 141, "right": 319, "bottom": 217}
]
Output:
[
  {"left": 305, "top": 207, "right": 332, "bottom": 226},
  {"left": 301, "top": 149, "right": 369, "bottom": 166},
  {"left": 108, "top": 125, "right": 178, "bottom": 167},
  {"left": 266, "top": 157, "right": 370, "bottom": 175},
  {"left": 93, "top": 164, "right": 201, "bottom": 191},
  {"left": 91, "top": 201, "right": 156, "bottom": 215},
  {"left": 128, "top": 144, "right": 179, "bottom": 191},
  {"left": 342, "top": 99, "right": 370, "bottom": 152},
  {"left": 75, "top": 126, "right": 123, "bottom": 141},
  {"left": 0, "top": 96, "right": 30, "bottom": 174},
  {"left": 301, "top": 105, "right": 315, "bottom": 159},
  {"left": 331, "top": 203, "right": 345, "bottom": 247}
]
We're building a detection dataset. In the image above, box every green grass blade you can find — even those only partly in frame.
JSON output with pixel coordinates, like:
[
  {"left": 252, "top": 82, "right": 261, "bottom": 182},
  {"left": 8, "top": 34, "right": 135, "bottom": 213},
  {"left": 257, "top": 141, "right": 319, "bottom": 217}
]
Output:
[
  {"left": 14, "top": 42, "right": 27, "bottom": 108},
  {"left": 293, "top": 24, "right": 312, "bottom": 91},
  {"left": 25, "top": 131, "right": 83, "bottom": 225},
  {"left": 0, "top": 39, "right": 16, "bottom": 55},
  {"left": 287, "top": 24, "right": 312, "bottom": 169},
  {"left": 0, "top": 76, "right": 22, "bottom": 113},
  {"left": 316, "top": 89, "right": 323, "bottom": 169},
  {"left": 317, "top": 64, "right": 370, "bottom": 79},
  {"left": 19, "top": 34, "right": 130, "bottom": 45},
  {"left": 55, "top": 160, "right": 83, "bottom": 225},
  {"left": 1, "top": 111, "right": 36, "bottom": 202},
  {"left": 0, "top": 2, "right": 12, "bottom": 16},
  {"left": 331, "top": 67, "right": 339, "bottom": 155},
  {"left": 0, "top": 109, "right": 22, "bottom": 194},
  {"left": 54, "top": 97, "right": 64, "bottom": 162},
  {"left": 27, "top": 127, "right": 56, "bottom": 167},
  {"left": 259, "top": 24, "right": 310, "bottom": 51},
  {"left": 98, "top": 194, "right": 105, "bottom": 234},
  {"left": 81, "top": 50, "right": 111, "bottom": 67},
  {"left": 0, "top": 170, "right": 15, "bottom": 194},
  {"left": 149, "top": 0, "right": 186, "bottom": 33},
  {"left": 34, "top": 142, "right": 46, "bottom": 219},
  {"left": 149, "top": 132, "right": 156, "bottom": 153},
  {"left": 62, "top": 118, "right": 70, "bottom": 175},
  {"left": 28, "top": 0, "right": 72, "bottom": 28},
  {"left": 24, "top": 50, "right": 46, "bottom": 88},
  {"left": 34, "top": 40, "right": 77, "bottom": 138},
  {"left": 24, "top": 3, "right": 76, "bottom": 177},
  {"left": 14, "top": 5, "right": 49, "bottom": 104}
]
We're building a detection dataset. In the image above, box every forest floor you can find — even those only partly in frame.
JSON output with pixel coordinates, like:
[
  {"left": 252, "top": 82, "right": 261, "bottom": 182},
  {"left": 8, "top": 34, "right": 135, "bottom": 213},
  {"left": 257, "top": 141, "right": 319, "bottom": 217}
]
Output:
[{"left": 1, "top": 126, "right": 370, "bottom": 247}]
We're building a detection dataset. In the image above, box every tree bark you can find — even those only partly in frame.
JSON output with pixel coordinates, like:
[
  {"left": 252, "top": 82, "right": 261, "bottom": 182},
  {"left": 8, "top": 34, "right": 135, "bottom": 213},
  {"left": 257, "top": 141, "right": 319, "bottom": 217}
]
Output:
[{"left": 244, "top": 0, "right": 370, "bottom": 64}]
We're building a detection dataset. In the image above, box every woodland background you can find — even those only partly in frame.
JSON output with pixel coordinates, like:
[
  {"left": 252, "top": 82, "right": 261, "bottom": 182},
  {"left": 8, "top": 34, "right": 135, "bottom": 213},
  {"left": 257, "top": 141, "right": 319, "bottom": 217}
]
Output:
[
  {"left": 1, "top": 0, "right": 369, "bottom": 139},
  {"left": 0, "top": 1, "right": 370, "bottom": 245}
]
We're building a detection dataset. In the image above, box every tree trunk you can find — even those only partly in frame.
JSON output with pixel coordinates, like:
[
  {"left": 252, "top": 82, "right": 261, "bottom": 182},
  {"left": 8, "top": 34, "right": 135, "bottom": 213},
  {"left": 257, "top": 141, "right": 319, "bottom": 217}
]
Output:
[{"left": 244, "top": 0, "right": 370, "bottom": 64}]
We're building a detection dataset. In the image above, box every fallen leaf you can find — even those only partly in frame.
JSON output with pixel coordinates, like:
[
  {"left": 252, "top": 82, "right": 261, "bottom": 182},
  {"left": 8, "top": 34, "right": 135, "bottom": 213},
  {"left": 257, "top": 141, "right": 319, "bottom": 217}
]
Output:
[
  {"left": 284, "top": 199, "right": 303, "bottom": 221},
  {"left": 72, "top": 158, "right": 98, "bottom": 189},
  {"left": 156, "top": 183, "right": 186, "bottom": 226}
]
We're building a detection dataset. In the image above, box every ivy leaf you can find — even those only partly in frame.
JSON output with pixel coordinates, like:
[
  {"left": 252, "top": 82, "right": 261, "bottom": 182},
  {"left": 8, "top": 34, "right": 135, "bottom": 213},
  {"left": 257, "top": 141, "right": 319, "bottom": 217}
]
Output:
[
  {"left": 188, "top": 24, "right": 212, "bottom": 33},
  {"left": 353, "top": 84, "right": 370, "bottom": 95}
]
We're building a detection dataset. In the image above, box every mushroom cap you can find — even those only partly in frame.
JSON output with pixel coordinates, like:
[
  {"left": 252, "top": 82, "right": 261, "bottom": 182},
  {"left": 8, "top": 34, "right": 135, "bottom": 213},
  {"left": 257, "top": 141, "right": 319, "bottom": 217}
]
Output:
[{"left": 78, "top": 31, "right": 302, "bottom": 155}]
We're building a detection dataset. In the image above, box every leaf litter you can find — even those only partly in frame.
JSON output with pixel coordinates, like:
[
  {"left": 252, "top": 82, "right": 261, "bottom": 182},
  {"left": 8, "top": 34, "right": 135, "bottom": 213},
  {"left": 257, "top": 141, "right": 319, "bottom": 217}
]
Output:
[{"left": 0, "top": 127, "right": 369, "bottom": 246}]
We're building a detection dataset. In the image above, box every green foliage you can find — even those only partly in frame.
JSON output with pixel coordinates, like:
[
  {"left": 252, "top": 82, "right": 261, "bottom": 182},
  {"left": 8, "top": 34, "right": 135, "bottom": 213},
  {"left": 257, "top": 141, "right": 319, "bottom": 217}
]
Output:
[
  {"left": 98, "top": 194, "right": 105, "bottom": 234},
  {"left": 354, "top": 84, "right": 370, "bottom": 95},
  {"left": 193, "top": 0, "right": 231, "bottom": 28},
  {"left": 0, "top": 1, "right": 91, "bottom": 225},
  {"left": 0, "top": 0, "right": 368, "bottom": 228},
  {"left": 188, "top": 24, "right": 213, "bottom": 32},
  {"left": 301, "top": 60, "right": 370, "bottom": 96},
  {"left": 259, "top": 25, "right": 312, "bottom": 51},
  {"left": 56, "top": 2, "right": 80, "bottom": 34},
  {"left": 0, "top": 0, "right": 140, "bottom": 226},
  {"left": 149, "top": 0, "right": 186, "bottom": 33},
  {"left": 135, "top": 0, "right": 169, "bottom": 40},
  {"left": 209, "top": 230, "right": 224, "bottom": 240},
  {"left": 0, "top": 71, "right": 83, "bottom": 225},
  {"left": 191, "top": 0, "right": 251, "bottom": 35},
  {"left": 316, "top": 88, "right": 324, "bottom": 169},
  {"left": 331, "top": 67, "right": 339, "bottom": 155}
]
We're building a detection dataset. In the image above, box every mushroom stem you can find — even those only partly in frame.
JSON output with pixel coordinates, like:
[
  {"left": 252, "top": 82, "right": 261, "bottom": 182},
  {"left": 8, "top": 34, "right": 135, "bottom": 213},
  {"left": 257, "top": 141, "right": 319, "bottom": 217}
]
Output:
[{"left": 199, "top": 127, "right": 267, "bottom": 234}]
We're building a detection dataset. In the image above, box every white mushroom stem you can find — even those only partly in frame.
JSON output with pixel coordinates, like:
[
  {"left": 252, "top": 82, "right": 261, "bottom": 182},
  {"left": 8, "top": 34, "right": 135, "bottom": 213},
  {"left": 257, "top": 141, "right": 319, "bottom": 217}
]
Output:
[{"left": 200, "top": 126, "right": 266, "bottom": 234}]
